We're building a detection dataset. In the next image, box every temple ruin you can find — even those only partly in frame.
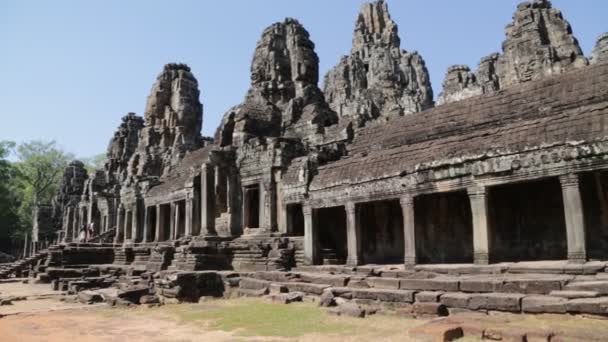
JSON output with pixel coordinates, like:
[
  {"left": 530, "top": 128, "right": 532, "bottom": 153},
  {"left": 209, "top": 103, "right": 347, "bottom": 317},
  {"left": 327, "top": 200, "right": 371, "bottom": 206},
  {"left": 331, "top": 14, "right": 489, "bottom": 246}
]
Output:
[{"left": 5, "top": 0, "right": 608, "bottom": 320}]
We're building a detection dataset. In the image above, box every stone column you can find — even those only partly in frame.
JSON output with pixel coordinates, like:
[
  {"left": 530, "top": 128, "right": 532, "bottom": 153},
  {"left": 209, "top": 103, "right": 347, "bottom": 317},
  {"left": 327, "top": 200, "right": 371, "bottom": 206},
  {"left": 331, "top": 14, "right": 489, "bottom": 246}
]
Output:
[
  {"left": 560, "top": 174, "right": 587, "bottom": 263},
  {"left": 185, "top": 195, "right": 193, "bottom": 237},
  {"left": 279, "top": 202, "right": 288, "bottom": 235},
  {"left": 200, "top": 164, "right": 217, "bottom": 236},
  {"left": 115, "top": 208, "right": 124, "bottom": 243},
  {"left": 155, "top": 205, "right": 162, "bottom": 242},
  {"left": 169, "top": 202, "right": 176, "bottom": 240},
  {"left": 400, "top": 195, "right": 416, "bottom": 266},
  {"left": 261, "top": 176, "right": 277, "bottom": 232},
  {"left": 132, "top": 205, "right": 139, "bottom": 242},
  {"left": 174, "top": 202, "right": 181, "bottom": 239},
  {"left": 142, "top": 206, "right": 150, "bottom": 242},
  {"left": 345, "top": 202, "right": 361, "bottom": 266},
  {"left": 468, "top": 186, "right": 490, "bottom": 265},
  {"left": 72, "top": 209, "right": 79, "bottom": 241},
  {"left": 303, "top": 205, "right": 316, "bottom": 265}
]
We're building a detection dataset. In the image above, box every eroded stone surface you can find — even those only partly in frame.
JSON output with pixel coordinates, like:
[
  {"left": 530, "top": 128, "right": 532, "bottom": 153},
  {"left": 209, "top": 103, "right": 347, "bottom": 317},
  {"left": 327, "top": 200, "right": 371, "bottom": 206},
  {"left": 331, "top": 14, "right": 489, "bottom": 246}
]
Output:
[{"left": 323, "top": 0, "right": 433, "bottom": 125}]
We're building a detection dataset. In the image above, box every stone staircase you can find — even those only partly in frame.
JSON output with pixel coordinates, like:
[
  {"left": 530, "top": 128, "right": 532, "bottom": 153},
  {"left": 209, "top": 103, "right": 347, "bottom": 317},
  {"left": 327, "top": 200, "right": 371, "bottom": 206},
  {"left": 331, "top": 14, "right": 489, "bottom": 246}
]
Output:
[
  {"left": 236, "top": 262, "right": 608, "bottom": 316},
  {"left": 87, "top": 227, "right": 117, "bottom": 243},
  {"left": 0, "top": 249, "right": 49, "bottom": 279}
]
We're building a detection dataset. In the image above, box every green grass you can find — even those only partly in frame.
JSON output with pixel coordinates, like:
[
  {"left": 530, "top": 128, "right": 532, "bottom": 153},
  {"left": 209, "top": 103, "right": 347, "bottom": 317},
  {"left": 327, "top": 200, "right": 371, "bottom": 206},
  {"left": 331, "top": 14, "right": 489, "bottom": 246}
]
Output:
[
  {"left": 128, "top": 298, "right": 425, "bottom": 339},
  {"left": 156, "top": 298, "right": 358, "bottom": 337}
]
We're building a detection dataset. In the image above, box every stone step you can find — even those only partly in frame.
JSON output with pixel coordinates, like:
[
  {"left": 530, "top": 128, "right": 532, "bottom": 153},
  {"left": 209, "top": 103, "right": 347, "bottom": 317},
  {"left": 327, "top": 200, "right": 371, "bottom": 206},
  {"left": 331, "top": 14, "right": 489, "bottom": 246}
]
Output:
[
  {"left": 549, "top": 290, "right": 600, "bottom": 299},
  {"left": 564, "top": 280, "right": 608, "bottom": 294}
]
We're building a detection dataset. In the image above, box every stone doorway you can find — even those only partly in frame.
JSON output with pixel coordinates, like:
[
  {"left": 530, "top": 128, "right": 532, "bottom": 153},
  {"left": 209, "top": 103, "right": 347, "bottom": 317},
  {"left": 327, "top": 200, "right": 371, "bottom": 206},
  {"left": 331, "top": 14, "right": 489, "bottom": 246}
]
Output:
[
  {"left": 415, "top": 191, "right": 473, "bottom": 264},
  {"left": 314, "top": 206, "right": 347, "bottom": 265},
  {"left": 159, "top": 204, "right": 171, "bottom": 241},
  {"left": 147, "top": 206, "right": 157, "bottom": 242},
  {"left": 244, "top": 184, "right": 260, "bottom": 228},
  {"left": 358, "top": 200, "right": 404, "bottom": 264},
  {"left": 175, "top": 200, "right": 186, "bottom": 239},
  {"left": 488, "top": 178, "right": 567, "bottom": 262},
  {"left": 286, "top": 203, "right": 304, "bottom": 236},
  {"left": 581, "top": 171, "right": 608, "bottom": 260},
  {"left": 125, "top": 210, "right": 133, "bottom": 240}
]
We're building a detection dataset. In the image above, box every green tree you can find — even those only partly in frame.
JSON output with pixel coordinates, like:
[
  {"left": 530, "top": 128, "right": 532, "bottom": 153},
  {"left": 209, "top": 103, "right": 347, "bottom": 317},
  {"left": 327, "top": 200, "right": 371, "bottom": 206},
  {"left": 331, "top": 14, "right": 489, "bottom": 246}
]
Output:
[
  {"left": 12, "top": 140, "right": 73, "bottom": 240},
  {"left": 0, "top": 141, "right": 21, "bottom": 254}
]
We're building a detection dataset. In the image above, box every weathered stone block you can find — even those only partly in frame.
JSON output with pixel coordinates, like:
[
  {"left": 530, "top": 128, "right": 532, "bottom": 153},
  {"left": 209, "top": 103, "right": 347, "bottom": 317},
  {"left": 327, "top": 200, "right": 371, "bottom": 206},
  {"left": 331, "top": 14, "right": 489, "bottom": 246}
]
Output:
[
  {"left": 283, "top": 282, "right": 329, "bottom": 295},
  {"left": 415, "top": 291, "right": 444, "bottom": 303},
  {"left": 440, "top": 293, "right": 471, "bottom": 309},
  {"left": 367, "top": 277, "right": 400, "bottom": 290},
  {"left": 565, "top": 297, "right": 608, "bottom": 315},
  {"left": 521, "top": 295, "right": 567, "bottom": 313},
  {"left": 413, "top": 302, "right": 449, "bottom": 316},
  {"left": 239, "top": 277, "right": 271, "bottom": 291},
  {"left": 467, "top": 293, "right": 524, "bottom": 312},
  {"left": 400, "top": 278, "right": 459, "bottom": 292}
]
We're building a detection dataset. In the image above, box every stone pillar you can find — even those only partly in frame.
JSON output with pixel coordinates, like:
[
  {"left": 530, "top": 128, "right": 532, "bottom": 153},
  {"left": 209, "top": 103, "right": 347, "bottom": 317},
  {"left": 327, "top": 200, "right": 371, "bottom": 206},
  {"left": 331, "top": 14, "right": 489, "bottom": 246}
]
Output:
[
  {"left": 261, "top": 176, "right": 277, "bottom": 232},
  {"left": 115, "top": 208, "right": 124, "bottom": 243},
  {"left": 174, "top": 202, "right": 181, "bottom": 239},
  {"left": 142, "top": 206, "right": 150, "bottom": 242},
  {"left": 155, "top": 205, "right": 162, "bottom": 242},
  {"left": 200, "top": 164, "right": 217, "bottom": 236},
  {"left": 72, "top": 208, "right": 79, "bottom": 241},
  {"left": 169, "top": 202, "right": 176, "bottom": 240},
  {"left": 279, "top": 202, "right": 288, "bottom": 235},
  {"left": 400, "top": 195, "right": 416, "bottom": 266},
  {"left": 345, "top": 202, "right": 361, "bottom": 266},
  {"left": 132, "top": 205, "right": 139, "bottom": 242},
  {"left": 560, "top": 174, "right": 587, "bottom": 263},
  {"left": 303, "top": 205, "right": 316, "bottom": 265},
  {"left": 468, "top": 186, "right": 490, "bottom": 265},
  {"left": 185, "top": 195, "right": 193, "bottom": 236}
]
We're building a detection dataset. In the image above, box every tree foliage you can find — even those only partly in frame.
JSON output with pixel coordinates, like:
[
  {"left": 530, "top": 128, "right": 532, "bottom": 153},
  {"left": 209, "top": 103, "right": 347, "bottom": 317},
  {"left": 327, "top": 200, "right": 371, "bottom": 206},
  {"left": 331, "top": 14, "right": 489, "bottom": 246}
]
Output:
[{"left": 0, "top": 140, "right": 74, "bottom": 254}]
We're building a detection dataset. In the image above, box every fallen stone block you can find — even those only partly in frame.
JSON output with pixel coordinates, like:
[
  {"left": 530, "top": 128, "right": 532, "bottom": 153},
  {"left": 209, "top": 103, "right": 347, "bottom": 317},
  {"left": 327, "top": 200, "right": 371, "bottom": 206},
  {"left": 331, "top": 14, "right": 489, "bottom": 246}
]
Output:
[
  {"left": 77, "top": 290, "right": 103, "bottom": 304},
  {"left": 282, "top": 282, "right": 329, "bottom": 295},
  {"left": 269, "top": 292, "right": 303, "bottom": 304},
  {"left": 413, "top": 302, "right": 449, "bottom": 316},
  {"left": 319, "top": 289, "right": 336, "bottom": 307},
  {"left": 334, "top": 302, "right": 366, "bottom": 318},
  {"left": 239, "top": 277, "right": 271, "bottom": 291},
  {"left": 139, "top": 295, "right": 160, "bottom": 305},
  {"left": 440, "top": 292, "right": 471, "bottom": 309},
  {"left": 521, "top": 295, "right": 567, "bottom": 314},
  {"left": 269, "top": 283, "right": 288, "bottom": 294},
  {"left": 467, "top": 293, "right": 524, "bottom": 312}
]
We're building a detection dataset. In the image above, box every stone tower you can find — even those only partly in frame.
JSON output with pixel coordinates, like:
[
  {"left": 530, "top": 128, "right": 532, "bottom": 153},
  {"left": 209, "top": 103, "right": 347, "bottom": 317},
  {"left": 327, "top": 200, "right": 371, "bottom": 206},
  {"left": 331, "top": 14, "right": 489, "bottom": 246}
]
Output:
[{"left": 323, "top": 0, "right": 433, "bottom": 126}]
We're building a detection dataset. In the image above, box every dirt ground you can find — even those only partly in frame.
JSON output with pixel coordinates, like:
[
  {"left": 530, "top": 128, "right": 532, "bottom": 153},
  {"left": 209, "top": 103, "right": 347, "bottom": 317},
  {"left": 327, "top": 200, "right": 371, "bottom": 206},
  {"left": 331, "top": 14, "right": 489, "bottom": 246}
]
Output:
[{"left": 2, "top": 280, "right": 608, "bottom": 341}]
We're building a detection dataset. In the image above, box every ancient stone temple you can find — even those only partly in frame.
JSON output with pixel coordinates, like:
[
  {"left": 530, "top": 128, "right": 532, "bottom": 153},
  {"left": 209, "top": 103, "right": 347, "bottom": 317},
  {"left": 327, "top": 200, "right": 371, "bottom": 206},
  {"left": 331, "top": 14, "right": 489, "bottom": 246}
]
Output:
[{"left": 13, "top": 0, "right": 608, "bottom": 318}]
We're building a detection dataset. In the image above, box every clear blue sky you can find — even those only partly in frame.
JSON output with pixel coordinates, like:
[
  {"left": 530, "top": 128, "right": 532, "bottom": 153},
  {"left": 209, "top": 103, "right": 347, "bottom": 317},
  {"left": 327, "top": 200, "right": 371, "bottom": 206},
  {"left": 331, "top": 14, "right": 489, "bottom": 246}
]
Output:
[{"left": 1, "top": 1, "right": 606, "bottom": 159}]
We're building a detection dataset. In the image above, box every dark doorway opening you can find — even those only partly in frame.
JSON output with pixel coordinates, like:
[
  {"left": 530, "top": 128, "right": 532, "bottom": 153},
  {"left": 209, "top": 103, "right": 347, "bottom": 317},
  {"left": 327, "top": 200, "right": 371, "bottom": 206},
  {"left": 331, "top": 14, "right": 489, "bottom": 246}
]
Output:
[
  {"left": 580, "top": 171, "right": 608, "bottom": 260},
  {"left": 415, "top": 191, "right": 473, "bottom": 264},
  {"left": 358, "top": 200, "right": 404, "bottom": 264},
  {"left": 488, "top": 178, "right": 567, "bottom": 262},
  {"left": 286, "top": 203, "right": 305, "bottom": 236},
  {"left": 244, "top": 184, "right": 260, "bottom": 228},
  {"left": 314, "top": 206, "right": 347, "bottom": 265}
]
